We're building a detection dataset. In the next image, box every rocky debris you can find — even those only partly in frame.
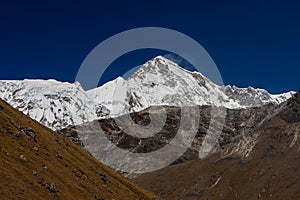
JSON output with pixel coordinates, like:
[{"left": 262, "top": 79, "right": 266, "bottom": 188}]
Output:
[
  {"left": 33, "top": 146, "right": 39, "bottom": 155},
  {"left": 46, "top": 183, "right": 59, "bottom": 193},
  {"left": 11, "top": 121, "right": 20, "bottom": 129},
  {"left": 21, "top": 127, "right": 37, "bottom": 142},
  {"left": 13, "top": 131, "right": 21, "bottom": 139},
  {"left": 100, "top": 174, "right": 107, "bottom": 184},
  {"left": 0, "top": 105, "right": 3, "bottom": 110},
  {"left": 56, "top": 153, "right": 63, "bottom": 159},
  {"left": 19, "top": 154, "right": 28, "bottom": 162},
  {"left": 32, "top": 170, "right": 37, "bottom": 176},
  {"left": 75, "top": 170, "right": 88, "bottom": 179},
  {"left": 38, "top": 179, "right": 59, "bottom": 193},
  {"left": 43, "top": 164, "right": 48, "bottom": 171}
]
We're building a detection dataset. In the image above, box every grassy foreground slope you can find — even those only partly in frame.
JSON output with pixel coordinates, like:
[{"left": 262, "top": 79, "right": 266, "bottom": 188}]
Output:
[{"left": 0, "top": 99, "right": 158, "bottom": 200}]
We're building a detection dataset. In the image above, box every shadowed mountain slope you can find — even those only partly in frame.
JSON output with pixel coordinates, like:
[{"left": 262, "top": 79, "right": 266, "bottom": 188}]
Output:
[
  {"left": 133, "top": 92, "right": 300, "bottom": 199},
  {"left": 59, "top": 102, "right": 283, "bottom": 172}
]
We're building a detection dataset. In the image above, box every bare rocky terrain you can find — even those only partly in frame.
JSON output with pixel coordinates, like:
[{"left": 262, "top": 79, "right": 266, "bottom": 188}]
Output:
[
  {"left": 59, "top": 91, "right": 300, "bottom": 199},
  {"left": 132, "top": 92, "right": 300, "bottom": 199},
  {"left": 59, "top": 99, "right": 284, "bottom": 167}
]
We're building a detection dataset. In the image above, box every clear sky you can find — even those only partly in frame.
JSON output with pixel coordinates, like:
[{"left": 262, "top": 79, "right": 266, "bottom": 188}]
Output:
[{"left": 0, "top": 0, "right": 299, "bottom": 93}]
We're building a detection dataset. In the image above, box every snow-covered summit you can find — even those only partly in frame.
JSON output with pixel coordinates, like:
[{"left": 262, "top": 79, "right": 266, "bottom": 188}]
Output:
[
  {"left": 88, "top": 56, "right": 294, "bottom": 115},
  {"left": 0, "top": 56, "right": 294, "bottom": 130}
]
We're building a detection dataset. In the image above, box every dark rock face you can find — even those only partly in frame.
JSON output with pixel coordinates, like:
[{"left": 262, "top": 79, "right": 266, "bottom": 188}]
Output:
[
  {"left": 279, "top": 90, "right": 300, "bottom": 123},
  {"left": 58, "top": 126, "right": 84, "bottom": 147},
  {"left": 59, "top": 102, "right": 284, "bottom": 165},
  {"left": 95, "top": 104, "right": 110, "bottom": 118}
]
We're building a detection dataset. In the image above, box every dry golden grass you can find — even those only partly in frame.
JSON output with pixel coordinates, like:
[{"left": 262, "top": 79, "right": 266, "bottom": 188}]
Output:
[{"left": 0, "top": 100, "right": 158, "bottom": 200}]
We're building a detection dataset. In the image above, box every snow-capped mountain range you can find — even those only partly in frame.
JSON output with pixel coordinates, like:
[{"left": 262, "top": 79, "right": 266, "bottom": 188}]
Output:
[{"left": 0, "top": 56, "right": 294, "bottom": 130}]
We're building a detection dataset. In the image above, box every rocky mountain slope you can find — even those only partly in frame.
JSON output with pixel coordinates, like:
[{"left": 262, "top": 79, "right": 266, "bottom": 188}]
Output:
[
  {"left": 132, "top": 91, "right": 300, "bottom": 199},
  {"left": 59, "top": 100, "right": 284, "bottom": 173},
  {"left": 0, "top": 56, "right": 294, "bottom": 130},
  {"left": 0, "top": 99, "right": 158, "bottom": 200}
]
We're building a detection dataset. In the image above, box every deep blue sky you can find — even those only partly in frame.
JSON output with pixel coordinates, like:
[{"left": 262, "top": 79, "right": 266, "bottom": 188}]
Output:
[{"left": 0, "top": 0, "right": 299, "bottom": 93}]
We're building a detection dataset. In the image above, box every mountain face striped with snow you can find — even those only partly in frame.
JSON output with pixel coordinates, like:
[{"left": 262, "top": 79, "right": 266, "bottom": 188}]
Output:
[{"left": 0, "top": 56, "right": 294, "bottom": 130}]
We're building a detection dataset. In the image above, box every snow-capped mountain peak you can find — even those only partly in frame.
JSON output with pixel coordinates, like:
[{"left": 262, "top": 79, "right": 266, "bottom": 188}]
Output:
[
  {"left": 0, "top": 56, "right": 295, "bottom": 130},
  {"left": 89, "top": 56, "right": 293, "bottom": 115}
]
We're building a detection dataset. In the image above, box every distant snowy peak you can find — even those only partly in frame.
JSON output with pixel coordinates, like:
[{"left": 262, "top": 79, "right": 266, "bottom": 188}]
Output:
[
  {"left": 0, "top": 56, "right": 295, "bottom": 130},
  {"left": 223, "top": 85, "right": 294, "bottom": 107},
  {"left": 0, "top": 79, "right": 109, "bottom": 130}
]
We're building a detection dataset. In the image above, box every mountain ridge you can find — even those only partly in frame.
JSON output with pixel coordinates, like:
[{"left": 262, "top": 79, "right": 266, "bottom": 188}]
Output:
[{"left": 0, "top": 56, "right": 294, "bottom": 130}]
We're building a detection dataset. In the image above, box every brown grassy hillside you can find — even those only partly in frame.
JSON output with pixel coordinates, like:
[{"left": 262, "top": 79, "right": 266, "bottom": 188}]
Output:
[{"left": 0, "top": 99, "right": 158, "bottom": 200}]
